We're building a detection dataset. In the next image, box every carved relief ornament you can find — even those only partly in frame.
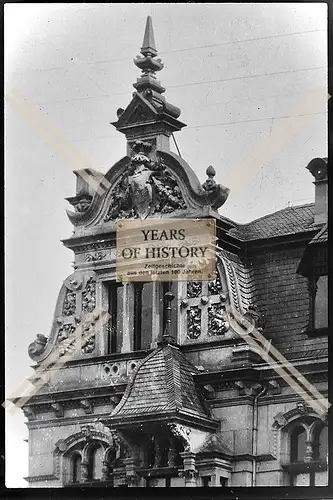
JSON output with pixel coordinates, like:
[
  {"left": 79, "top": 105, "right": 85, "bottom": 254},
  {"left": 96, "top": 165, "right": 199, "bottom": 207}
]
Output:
[{"left": 104, "top": 141, "right": 186, "bottom": 221}]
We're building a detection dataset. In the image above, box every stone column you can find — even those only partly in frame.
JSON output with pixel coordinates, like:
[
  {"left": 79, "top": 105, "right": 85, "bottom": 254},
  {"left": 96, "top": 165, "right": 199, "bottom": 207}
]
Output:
[
  {"left": 81, "top": 461, "right": 89, "bottom": 483},
  {"left": 101, "top": 460, "right": 110, "bottom": 481},
  {"left": 180, "top": 451, "right": 197, "bottom": 487},
  {"left": 123, "top": 458, "right": 140, "bottom": 487},
  {"left": 304, "top": 441, "right": 313, "bottom": 462},
  {"left": 113, "top": 467, "right": 127, "bottom": 487}
]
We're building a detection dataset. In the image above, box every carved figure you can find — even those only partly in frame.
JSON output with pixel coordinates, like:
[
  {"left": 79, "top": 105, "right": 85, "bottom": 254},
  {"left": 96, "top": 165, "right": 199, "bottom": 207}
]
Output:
[
  {"left": 28, "top": 334, "right": 48, "bottom": 358},
  {"left": 128, "top": 161, "right": 153, "bottom": 219},
  {"left": 168, "top": 423, "right": 191, "bottom": 452}
]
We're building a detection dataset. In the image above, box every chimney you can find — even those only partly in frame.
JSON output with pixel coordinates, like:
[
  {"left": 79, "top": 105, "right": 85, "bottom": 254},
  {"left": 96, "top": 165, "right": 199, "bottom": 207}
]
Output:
[{"left": 306, "top": 157, "right": 328, "bottom": 225}]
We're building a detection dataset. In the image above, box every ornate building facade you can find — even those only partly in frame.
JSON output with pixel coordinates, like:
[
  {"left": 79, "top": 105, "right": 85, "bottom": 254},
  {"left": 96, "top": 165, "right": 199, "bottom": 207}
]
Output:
[{"left": 22, "top": 17, "right": 328, "bottom": 488}]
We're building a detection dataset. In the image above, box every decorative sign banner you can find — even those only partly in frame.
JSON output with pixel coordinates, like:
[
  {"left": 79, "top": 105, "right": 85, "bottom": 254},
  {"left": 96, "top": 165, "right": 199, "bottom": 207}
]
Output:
[{"left": 116, "top": 219, "right": 216, "bottom": 282}]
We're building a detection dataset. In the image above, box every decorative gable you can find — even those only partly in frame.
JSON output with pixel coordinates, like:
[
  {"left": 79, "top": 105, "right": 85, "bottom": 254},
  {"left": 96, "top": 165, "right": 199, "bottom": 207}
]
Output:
[{"left": 114, "top": 92, "right": 158, "bottom": 129}]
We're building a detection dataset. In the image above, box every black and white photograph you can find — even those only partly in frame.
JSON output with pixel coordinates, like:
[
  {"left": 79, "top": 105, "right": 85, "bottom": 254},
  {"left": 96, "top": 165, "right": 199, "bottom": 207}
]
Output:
[{"left": 5, "top": 3, "right": 328, "bottom": 490}]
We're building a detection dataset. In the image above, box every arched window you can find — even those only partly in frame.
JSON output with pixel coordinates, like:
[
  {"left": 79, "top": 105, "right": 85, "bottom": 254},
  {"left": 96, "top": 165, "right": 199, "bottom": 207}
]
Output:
[
  {"left": 71, "top": 452, "right": 82, "bottom": 483},
  {"left": 285, "top": 421, "right": 328, "bottom": 486},
  {"left": 290, "top": 426, "right": 307, "bottom": 462}
]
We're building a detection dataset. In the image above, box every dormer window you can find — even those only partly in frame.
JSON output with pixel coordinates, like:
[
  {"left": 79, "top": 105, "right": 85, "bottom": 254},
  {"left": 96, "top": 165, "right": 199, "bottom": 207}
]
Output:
[
  {"left": 309, "top": 275, "right": 328, "bottom": 331},
  {"left": 297, "top": 225, "right": 328, "bottom": 337}
]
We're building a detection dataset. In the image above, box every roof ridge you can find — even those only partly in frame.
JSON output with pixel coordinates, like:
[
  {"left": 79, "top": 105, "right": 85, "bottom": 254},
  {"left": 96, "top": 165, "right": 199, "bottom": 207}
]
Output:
[
  {"left": 231, "top": 202, "right": 315, "bottom": 229},
  {"left": 164, "top": 345, "right": 182, "bottom": 411}
]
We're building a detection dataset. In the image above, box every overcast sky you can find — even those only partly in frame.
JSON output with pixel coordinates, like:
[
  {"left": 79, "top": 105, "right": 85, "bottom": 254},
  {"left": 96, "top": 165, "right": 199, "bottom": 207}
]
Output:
[{"left": 5, "top": 3, "right": 327, "bottom": 487}]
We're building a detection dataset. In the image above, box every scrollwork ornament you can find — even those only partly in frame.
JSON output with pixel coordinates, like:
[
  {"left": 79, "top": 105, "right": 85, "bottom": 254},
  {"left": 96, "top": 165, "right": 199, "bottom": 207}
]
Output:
[
  {"left": 187, "top": 282, "right": 202, "bottom": 298},
  {"left": 82, "top": 277, "right": 96, "bottom": 313},
  {"left": 85, "top": 251, "right": 107, "bottom": 262},
  {"left": 62, "top": 288, "right": 76, "bottom": 316},
  {"left": 28, "top": 334, "right": 48, "bottom": 359},
  {"left": 187, "top": 306, "right": 201, "bottom": 339}
]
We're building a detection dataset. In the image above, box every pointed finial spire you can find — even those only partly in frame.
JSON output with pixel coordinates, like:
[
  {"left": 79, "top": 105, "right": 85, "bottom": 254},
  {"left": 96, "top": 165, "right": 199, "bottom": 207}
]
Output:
[
  {"left": 141, "top": 16, "right": 157, "bottom": 56},
  {"left": 133, "top": 16, "right": 165, "bottom": 94}
]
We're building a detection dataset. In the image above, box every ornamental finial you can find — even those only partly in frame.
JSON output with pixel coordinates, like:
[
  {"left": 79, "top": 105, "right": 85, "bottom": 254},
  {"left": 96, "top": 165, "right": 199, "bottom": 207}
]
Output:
[
  {"left": 141, "top": 16, "right": 157, "bottom": 56},
  {"left": 133, "top": 16, "right": 165, "bottom": 94}
]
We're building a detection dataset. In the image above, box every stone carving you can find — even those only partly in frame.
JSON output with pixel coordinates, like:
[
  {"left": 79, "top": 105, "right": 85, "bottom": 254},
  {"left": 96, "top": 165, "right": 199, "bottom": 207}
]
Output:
[
  {"left": 57, "top": 324, "right": 76, "bottom": 343},
  {"left": 62, "top": 288, "right": 76, "bottom": 316},
  {"left": 208, "top": 303, "right": 229, "bottom": 336},
  {"left": 179, "top": 469, "right": 198, "bottom": 480},
  {"left": 82, "top": 277, "right": 96, "bottom": 313},
  {"left": 104, "top": 140, "right": 186, "bottom": 221},
  {"left": 151, "top": 170, "right": 186, "bottom": 214},
  {"left": 208, "top": 271, "right": 223, "bottom": 295},
  {"left": 187, "top": 306, "right": 201, "bottom": 339},
  {"left": 81, "top": 319, "right": 96, "bottom": 354},
  {"left": 57, "top": 324, "right": 76, "bottom": 356},
  {"left": 244, "top": 303, "right": 265, "bottom": 333},
  {"left": 187, "top": 282, "right": 202, "bottom": 298},
  {"left": 101, "top": 460, "right": 110, "bottom": 481},
  {"left": 23, "top": 407, "right": 36, "bottom": 420},
  {"left": 72, "top": 195, "right": 93, "bottom": 213},
  {"left": 111, "top": 431, "right": 132, "bottom": 459},
  {"left": 235, "top": 381, "right": 263, "bottom": 397},
  {"left": 81, "top": 461, "right": 89, "bottom": 482},
  {"left": 81, "top": 425, "right": 93, "bottom": 442},
  {"left": 51, "top": 402, "right": 64, "bottom": 418},
  {"left": 304, "top": 441, "right": 314, "bottom": 462},
  {"left": 85, "top": 251, "right": 107, "bottom": 262},
  {"left": 168, "top": 424, "right": 191, "bottom": 452},
  {"left": 28, "top": 334, "right": 48, "bottom": 359},
  {"left": 80, "top": 399, "right": 93, "bottom": 414},
  {"left": 202, "top": 165, "right": 218, "bottom": 193}
]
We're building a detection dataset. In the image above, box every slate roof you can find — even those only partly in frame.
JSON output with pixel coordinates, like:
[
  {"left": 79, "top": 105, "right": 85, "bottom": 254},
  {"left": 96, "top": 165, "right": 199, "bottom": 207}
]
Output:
[
  {"left": 309, "top": 224, "right": 327, "bottom": 244},
  {"left": 250, "top": 244, "right": 328, "bottom": 358},
  {"left": 228, "top": 203, "right": 315, "bottom": 241},
  {"left": 111, "top": 343, "right": 209, "bottom": 419}
]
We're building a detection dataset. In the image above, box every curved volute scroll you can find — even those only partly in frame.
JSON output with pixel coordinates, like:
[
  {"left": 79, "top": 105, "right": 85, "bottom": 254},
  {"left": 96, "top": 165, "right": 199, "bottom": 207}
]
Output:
[
  {"left": 27, "top": 272, "right": 100, "bottom": 364},
  {"left": 66, "top": 156, "right": 131, "bottom": 228}
]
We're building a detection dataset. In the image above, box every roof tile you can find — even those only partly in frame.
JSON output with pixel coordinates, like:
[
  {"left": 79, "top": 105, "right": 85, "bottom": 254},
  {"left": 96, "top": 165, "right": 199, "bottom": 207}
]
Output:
[{"left": 229, "top": 203, "right": 315, "bottom": 241}]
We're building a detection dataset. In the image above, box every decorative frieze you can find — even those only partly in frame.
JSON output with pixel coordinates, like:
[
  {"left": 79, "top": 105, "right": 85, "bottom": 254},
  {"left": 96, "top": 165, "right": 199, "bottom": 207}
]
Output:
[{"left": 85, "top": 251, "right": 107, "bottom": 262}]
